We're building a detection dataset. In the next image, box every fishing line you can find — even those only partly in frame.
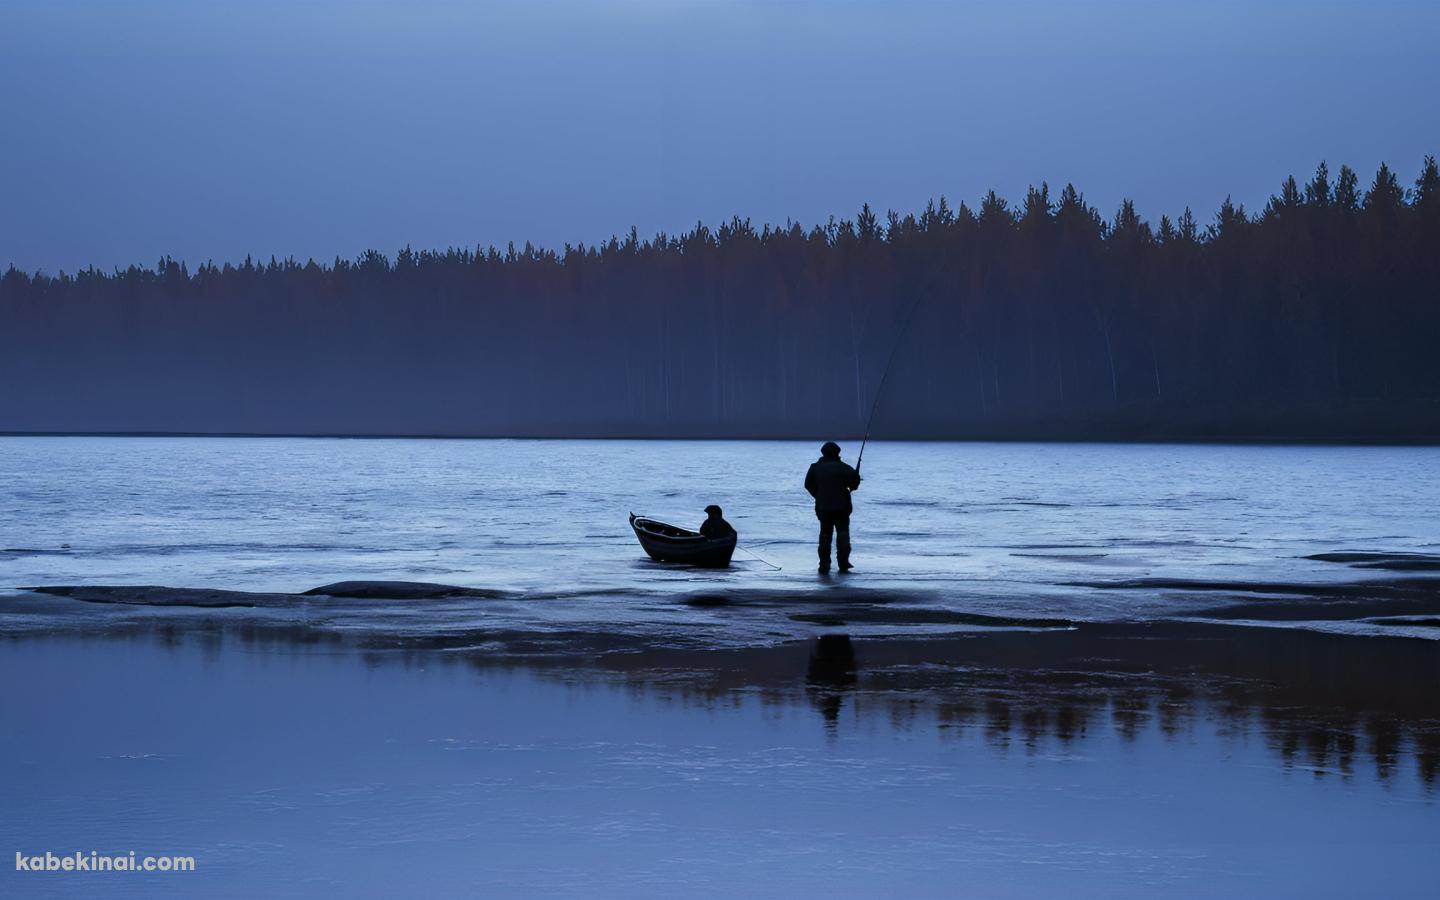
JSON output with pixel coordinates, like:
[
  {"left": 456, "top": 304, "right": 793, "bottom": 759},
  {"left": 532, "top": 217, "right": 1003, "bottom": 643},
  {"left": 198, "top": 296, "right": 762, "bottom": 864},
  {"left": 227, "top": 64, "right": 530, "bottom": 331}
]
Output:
[
  {"left": 736, "top": 544, "right": 783, "bottom": 571},
  {"left": 855, "top": 259, "right": 959, "bottom": 474}
]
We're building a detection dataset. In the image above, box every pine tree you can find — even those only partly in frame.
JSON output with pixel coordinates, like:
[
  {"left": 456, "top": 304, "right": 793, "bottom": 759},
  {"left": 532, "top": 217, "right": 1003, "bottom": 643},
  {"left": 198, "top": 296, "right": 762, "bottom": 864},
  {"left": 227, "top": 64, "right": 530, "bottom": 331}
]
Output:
[
  {"left": 1305, "top": 161, "right": 1332, "bottom": 207},
  {"left": 1335, "top": 165, "right": 1361, "bottom": 212},
  {"left": 1364, "top": 162, "right": 1405, "bottom": 211}
]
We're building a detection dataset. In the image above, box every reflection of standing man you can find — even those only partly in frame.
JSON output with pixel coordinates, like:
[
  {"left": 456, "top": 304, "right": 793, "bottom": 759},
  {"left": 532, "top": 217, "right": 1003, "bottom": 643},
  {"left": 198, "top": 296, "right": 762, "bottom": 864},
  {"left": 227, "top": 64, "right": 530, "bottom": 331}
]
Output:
[{"left": 805, "top": 441, "right": 861, "bottom": 573}]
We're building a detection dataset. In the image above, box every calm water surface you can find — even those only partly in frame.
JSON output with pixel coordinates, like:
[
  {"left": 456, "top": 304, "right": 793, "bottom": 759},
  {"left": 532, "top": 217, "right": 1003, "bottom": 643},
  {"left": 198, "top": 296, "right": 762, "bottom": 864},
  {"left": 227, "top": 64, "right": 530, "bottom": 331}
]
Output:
[
  {"left": 3, "top": 439, "right": 1439, "bottom": 897},
  {"left": 1, "top": 635, "right": 1436, "bottom": 899},
  {"left": 3, "top": 437, "right": 1439, "bottom": 643}
]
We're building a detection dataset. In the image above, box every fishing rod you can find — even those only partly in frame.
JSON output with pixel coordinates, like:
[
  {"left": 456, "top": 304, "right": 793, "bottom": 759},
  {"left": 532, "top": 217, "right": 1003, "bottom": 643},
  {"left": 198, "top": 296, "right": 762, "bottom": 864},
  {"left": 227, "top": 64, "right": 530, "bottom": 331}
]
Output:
[{"left": 854, "top": 260, "right": 957, "bottom": 474}]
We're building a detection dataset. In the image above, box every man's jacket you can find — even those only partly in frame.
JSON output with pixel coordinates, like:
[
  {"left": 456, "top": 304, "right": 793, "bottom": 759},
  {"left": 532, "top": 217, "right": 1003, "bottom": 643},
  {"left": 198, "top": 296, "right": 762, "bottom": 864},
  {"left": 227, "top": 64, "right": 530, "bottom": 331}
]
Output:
[{"left": 805, "top": 457, "right": 861, "bottom": 514}]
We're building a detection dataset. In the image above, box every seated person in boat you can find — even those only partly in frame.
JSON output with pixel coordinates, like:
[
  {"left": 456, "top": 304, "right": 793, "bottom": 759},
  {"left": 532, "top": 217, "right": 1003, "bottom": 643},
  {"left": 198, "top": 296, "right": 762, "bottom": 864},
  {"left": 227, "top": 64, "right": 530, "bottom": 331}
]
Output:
[{"left": 699, "top": 505, "right": 736, "bottom": 539}]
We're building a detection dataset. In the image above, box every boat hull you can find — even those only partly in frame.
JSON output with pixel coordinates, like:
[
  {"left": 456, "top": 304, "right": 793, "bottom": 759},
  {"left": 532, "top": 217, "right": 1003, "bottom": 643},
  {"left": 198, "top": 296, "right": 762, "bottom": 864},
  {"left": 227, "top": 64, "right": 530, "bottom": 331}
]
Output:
[{"left": 630, "top": 513, "right": 736, "bottom": 568}]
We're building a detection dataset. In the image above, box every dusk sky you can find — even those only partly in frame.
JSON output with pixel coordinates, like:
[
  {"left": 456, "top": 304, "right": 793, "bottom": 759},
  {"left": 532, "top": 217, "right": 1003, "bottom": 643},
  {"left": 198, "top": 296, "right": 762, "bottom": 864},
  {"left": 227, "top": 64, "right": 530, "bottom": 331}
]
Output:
[{"left": 3, "top": 0, "right": 1438, "bottom": 274}]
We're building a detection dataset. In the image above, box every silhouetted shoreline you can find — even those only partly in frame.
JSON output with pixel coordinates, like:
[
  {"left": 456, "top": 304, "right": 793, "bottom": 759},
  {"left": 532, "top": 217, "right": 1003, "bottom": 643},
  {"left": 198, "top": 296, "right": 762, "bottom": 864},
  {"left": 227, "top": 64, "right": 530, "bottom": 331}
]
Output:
[{"left": 5, "top": 157, "right": 1438, "bottom": 440}]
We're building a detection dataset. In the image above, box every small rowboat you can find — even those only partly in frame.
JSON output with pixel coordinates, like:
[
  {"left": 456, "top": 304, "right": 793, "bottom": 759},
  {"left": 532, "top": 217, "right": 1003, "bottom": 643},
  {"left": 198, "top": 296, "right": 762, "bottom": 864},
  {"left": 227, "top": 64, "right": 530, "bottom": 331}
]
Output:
[{"left": 629, "top": 513, "right": 737, "bottom": 568}]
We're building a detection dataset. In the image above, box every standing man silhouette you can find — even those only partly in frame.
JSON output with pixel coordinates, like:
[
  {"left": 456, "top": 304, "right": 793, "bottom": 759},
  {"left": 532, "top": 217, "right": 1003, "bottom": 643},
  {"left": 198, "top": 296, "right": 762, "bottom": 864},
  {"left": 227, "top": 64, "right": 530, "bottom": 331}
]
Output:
[{"left": 805, "top": 441, "right": 862, "bottom": 573}]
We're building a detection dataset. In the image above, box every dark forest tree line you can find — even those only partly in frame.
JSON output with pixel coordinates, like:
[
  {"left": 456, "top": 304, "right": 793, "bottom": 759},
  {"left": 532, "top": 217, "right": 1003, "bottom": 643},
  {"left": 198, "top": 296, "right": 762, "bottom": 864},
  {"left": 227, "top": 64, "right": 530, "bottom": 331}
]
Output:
[{"left": 2, "top": 157, "right": 1438, "bottom": 438}]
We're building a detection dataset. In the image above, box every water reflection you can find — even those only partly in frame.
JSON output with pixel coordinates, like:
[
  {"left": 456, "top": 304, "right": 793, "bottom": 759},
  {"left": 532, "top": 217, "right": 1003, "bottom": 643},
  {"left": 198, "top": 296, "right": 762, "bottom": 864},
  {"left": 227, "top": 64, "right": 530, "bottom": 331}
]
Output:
[
  {"left": 39, "top": 614, "right": 1436, "bottom": 793},
  {"left": 805, "top": 633, "right": 856, "bottom": 730}
]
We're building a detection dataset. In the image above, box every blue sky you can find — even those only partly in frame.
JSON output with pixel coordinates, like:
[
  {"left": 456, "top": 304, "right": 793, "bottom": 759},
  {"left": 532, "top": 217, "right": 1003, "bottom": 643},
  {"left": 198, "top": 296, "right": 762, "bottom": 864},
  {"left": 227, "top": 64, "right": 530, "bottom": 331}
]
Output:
[{"left": 3, "top": 0, "right": 1438, "bottom": 273}]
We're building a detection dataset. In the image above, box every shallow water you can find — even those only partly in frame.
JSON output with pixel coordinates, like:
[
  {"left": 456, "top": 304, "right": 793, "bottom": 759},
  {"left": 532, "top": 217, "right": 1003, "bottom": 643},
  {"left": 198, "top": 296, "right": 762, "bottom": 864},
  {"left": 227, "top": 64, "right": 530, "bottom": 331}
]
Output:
[
  {"left": 1, "top": 635, "right": 1436, "bottom": 899},
  {"left": 3, "top": 437, "right": 1440, "bottom": 644},
  {"left": 5, "top": 438, "right": 1440, "bottom": 896}
]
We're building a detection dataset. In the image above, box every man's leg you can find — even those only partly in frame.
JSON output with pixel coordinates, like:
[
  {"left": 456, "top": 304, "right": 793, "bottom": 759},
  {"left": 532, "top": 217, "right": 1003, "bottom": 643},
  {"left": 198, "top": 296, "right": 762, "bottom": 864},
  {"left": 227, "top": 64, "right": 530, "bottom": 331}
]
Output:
[
  {"left": 836, "top": 513, "right": 852, "bottom": 570},
  {"left": 817, "top": 513, "right": 834, "bottom": 571}
]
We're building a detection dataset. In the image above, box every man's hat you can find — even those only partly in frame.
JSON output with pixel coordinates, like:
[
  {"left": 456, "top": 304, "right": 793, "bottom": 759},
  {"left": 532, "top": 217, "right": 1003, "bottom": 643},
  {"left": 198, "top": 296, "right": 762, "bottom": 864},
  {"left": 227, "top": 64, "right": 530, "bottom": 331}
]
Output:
[
  {"left": 820, "top": 441, "right": 841, "bottom": 457},
  {"left": 704, "top": 504, "right": 723, "bottom": 515}
]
